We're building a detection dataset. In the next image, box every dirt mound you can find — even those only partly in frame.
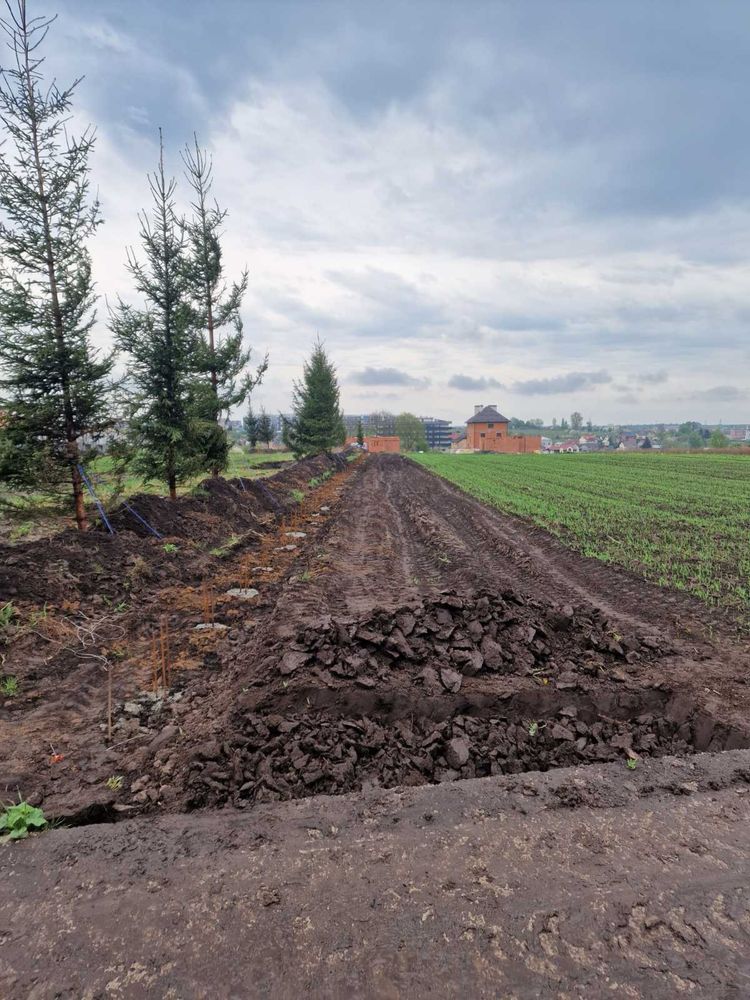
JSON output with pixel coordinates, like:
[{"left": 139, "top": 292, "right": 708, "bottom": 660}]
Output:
[
  {"left": 0, "top": 453, "right": 351, "bottom": 605},
  {"left": 107, "top": 453, "right": 348, "bottom": 541},
  {"left": 0, "top": 529, "right": 180, "bottom": 604},
  {"left": 263, "top": 588, "right": 674, "bottom": 688},
  {"left": 116, "top": 587, "right": 746, "bottom": 813},
  {"left": 107, "top": 476, "right": 270, "bottom": 542}
]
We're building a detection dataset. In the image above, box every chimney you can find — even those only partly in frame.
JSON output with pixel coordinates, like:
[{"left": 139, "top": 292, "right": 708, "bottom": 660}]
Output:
[
  {"left": 488, "top": 404, "right": 497, "bottom": 411},
  {"left": 474, "top": 404, "right": 483, "bottom": 414}
]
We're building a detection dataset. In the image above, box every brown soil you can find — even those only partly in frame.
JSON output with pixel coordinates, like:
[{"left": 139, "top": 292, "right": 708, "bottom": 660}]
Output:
[{"left": 2, "top": 452, "right": 750, "bottom": 997}]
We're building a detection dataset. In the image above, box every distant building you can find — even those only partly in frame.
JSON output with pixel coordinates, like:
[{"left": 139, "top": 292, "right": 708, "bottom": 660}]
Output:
[
  {"left": 345, "top": 434, "right": 401, "bottom": 453},
  {"left": 364, "top": 435, "right": 400, "bottom": 454},
  {"left": 552, "top": 439, "right": 580, "bottom": 453},
  {"left": 456, "top": 404, "right": 542, "bottom": 454},
  {"left": 420, "top": 417, "right": 453, "bottom": 450}
]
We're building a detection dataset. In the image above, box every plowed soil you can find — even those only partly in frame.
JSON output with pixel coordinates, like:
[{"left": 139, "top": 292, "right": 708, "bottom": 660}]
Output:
[{"left": 3, "top": 453, "right": 750, "bottom": 998}]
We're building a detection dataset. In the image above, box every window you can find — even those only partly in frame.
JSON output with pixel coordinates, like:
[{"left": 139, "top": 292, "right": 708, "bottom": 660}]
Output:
[
  {"left": 480, "top": 432, "right": 485, "bottom": 438},
  {"left": 487, "top": 423, "right": 494, "bottom": 428}
]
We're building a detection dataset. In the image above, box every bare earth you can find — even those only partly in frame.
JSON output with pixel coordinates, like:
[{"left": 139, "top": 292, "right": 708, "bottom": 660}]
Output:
[{"left": 2, "top": 454, "right": 750, "bottom": 998}]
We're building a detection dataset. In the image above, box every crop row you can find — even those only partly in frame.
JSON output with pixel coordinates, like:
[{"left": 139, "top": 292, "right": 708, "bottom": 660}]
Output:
[{"left": 413, "top": 451, "right": 750, "bottom": 621}]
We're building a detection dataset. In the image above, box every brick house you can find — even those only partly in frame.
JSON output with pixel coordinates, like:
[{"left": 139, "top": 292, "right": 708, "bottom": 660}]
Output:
[{"left": 463, "top": 404, "right": 542, "bottom": 454}]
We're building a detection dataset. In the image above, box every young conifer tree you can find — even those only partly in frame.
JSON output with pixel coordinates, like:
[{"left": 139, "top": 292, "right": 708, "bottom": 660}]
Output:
[
  {"left": 282, "top": 340, "right": 346, "bottom": 457},
  {"left": 356, "top": 417, "right": 364, "bottom": 447},
  {"left": 0, "top": 0, "right": 114, "bottom": 530},
  {"left": 181, "top": 135, "right": 266, "bottom": 475},
  {"left": 111, "top": 133, "right": 201, "bottom": 500},
  {"left": 257, "top": 408, "right": 274, "bottom": 450},
  {"left": 243, "top": 402, "right": 259, "bottom": 450}
]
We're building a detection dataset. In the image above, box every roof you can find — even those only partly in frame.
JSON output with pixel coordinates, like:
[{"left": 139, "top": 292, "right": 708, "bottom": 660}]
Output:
[{"left": 466, "top": 405, "right": 510, "bottom": 424}]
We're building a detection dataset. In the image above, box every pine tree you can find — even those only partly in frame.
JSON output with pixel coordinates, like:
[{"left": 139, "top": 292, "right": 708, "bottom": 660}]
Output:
[
  {"left": 181, "top": 135, "right": 266, "bottom": 475},
  {"left": 0, "top": 0, "right": 114, "bottom": 530},
  {"left": 243, "top": 402, "right": 259, "bottom": 449},
  {"left": 257, "top": 408, "right": 274, "bottom": 450},
  {"left": 356, "top": 417, "right": 364, "bottom": 447},
  {"left": 282, "top": 341, "right": 346, "bottom": 457},
  {"left": 110, "top": 133, "right": 201, "bottom": 500}
]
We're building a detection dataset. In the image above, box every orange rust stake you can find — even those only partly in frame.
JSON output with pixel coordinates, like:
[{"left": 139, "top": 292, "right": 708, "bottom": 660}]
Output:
[
  {"left": 151, "top": 635, "right": 158, "bottom": 692},
  {"left": 159, "top": 616, "right": 170, "bottom": 689}
]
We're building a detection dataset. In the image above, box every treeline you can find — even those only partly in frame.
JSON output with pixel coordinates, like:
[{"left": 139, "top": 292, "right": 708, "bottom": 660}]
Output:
[{"left": 0, "top": 2, "right": 268, "bottom": 528}]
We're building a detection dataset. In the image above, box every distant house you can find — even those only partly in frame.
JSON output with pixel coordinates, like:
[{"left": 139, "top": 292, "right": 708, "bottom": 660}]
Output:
[
  {"left": 552, "top": 439, "right": 580, "bottom": 453},
  {"left": 346, "top": 434, "right": 401, "bottom": 453},
  {"left": 456, "top": 404, "right": 542, "bottom": 453}
]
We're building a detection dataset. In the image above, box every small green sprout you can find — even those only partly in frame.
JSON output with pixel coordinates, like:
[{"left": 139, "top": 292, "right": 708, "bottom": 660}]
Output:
[
  {"left": 0, "top": 676, "right": 19, "bottom": 697},
  {"left": 106, "top": 775, "right": 124, "bottom": 791},
  {"left": 163, "top": 543, "right": 179, "bottom": 554},
  {"left": 526, "top": 720, "right": 547, "bottom": 737},
  {"left": 0, "top": 800, "right": 47, "bottom": 841},
  {"left": 0, "top": 602, "right": 15, "bottom": 631},
  {"left": 626, "top": 757, "right": 638, "bottom": 770}
]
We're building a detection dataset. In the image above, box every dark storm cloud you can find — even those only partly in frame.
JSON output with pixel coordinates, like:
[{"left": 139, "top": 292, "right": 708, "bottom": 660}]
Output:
[
  {"left": 448, "top": 374, "right": 504, "bottom": 391},
  {"left": 511, "top": 371, "right": 613, "bottom": 396},
  {"left": 351, "top": 367, "right": 429, "bottom": 388}
]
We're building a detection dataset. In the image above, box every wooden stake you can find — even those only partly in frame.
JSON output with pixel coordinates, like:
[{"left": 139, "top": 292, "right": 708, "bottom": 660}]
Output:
[{"left": 160, "top": 618, "right": 168, "bottom": 689}]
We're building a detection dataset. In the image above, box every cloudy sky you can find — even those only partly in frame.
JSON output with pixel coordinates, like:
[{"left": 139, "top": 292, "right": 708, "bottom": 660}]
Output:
[{"left": 32, "top": 0, "right": 750, "bottom": 423}]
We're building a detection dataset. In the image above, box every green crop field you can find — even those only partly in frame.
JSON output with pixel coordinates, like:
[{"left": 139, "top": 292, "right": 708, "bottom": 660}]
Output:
[{"left": 413, "top": 451, "right": 750, "bottom": 620}]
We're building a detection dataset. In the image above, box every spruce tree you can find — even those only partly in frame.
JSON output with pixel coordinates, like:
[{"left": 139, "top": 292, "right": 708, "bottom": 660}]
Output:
[
  {"left": 282, "top": 341, "right": 346, "bottom": 457},
  {"left": 356, "top": 417, "right": 364, "bottom": 447},
  {"left": 0, "top": 0, "right": 114, "bottom": 530},
  {"left": 257, "top": 408, "right": 274, "bottom": 450},
  {"left": 181, "top": 135, "right": 266, "bottom": 475},
  {"left": 110, "top": 133, "right": 201, "bottom": 500},
  {"left": 243, "top": 402, "right": 259, "bottom": 449}
]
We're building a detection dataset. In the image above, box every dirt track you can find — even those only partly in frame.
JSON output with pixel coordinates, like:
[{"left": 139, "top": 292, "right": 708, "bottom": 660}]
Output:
[{"left": 3, "top": 453, "right": 750, "bottom": 997}]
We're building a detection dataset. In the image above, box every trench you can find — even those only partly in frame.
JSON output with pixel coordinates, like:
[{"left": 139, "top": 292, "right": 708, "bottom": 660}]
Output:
[{"left": 179, "top": 680, "right": 750, "bottom": 810}]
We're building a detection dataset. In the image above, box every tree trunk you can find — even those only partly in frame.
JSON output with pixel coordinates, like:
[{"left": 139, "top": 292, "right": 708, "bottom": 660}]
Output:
[
  {"left": 69, "top": 449, "right": 88, "bottom": 533},
  {"left": 168, "top": 472, "right": 177, "bottom": 501},
  {"left": 206, "top": 289, "right": 220, "bottom": 477},
  {"left": 22, "top": 16, "right": 89, "bottom": 531}
]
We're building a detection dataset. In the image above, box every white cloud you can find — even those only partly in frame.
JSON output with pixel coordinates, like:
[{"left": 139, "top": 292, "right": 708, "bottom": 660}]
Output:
[{"left": 27, "top": 3, "right": 750, "bottom": 425}]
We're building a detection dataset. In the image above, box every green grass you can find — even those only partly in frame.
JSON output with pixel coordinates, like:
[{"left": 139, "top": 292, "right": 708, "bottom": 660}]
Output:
[
  {"left": 88, "top": 448, "right": 293, "bottom": 501},
  {"left": 413, "top": 451, "right": 750, "bottom": 619}
]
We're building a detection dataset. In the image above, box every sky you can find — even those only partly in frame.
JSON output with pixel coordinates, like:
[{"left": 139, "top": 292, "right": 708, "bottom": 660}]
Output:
[{"left": 24, "top": 0, "right": 750, "bottom": 424}]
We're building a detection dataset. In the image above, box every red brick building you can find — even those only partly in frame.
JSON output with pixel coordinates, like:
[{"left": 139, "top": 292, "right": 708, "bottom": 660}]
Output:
[
  {"left": 464, "top": 405, "right": 541, "bottom": 454},
  {"left": 346, "top": 435, "right": 401, "bottom": 453}
]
